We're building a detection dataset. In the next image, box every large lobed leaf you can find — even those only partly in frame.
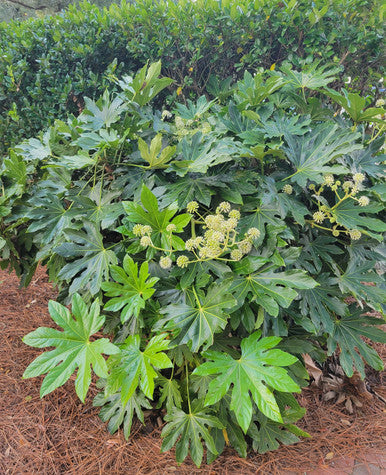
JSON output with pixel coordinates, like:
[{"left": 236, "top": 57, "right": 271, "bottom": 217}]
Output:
[
  {"left": 101, "top": 254, "right": 159, "bottom": 325},
  {"left": 154, "top": 282, "right": 236, "bottom": 352},
  {"left": 23, "top": 294, "right": 119, "bottom": 402},
  {"left": 193, "top": 331, "right": 300, "bottom": 432},
  {"left": 106, "top": 334, "right": 172, "bottom": 405},
  {"left": 161, "top": 400, "right": 224, "bottom": 468}
]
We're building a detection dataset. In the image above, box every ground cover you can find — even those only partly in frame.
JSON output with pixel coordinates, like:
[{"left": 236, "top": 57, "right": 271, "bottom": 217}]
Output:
[{"left": 0, "top": 267, "right": 384, "bottom": 474}]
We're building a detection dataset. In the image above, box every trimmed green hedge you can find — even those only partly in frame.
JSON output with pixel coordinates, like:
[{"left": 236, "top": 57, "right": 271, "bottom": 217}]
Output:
[{"left": 0, "top": 0, "right": 384, "bottom": 153}]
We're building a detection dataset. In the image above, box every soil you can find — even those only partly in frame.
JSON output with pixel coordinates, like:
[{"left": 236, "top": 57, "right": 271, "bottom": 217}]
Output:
[{"left": 0, "top": 267, "right": 385, "bottom": 474}]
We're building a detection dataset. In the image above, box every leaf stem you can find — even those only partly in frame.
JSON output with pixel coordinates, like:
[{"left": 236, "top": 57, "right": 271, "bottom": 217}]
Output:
[{"left": 185, "top": 362, "right": 192, "bottom": 414}]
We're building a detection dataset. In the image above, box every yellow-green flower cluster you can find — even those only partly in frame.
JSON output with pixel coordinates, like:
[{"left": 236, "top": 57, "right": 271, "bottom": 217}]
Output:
[
  {"left": 132, "top": 202, "right": 260, "bottom": 270},
  {"left": 175, "top": 202, "right": 260, "bottom": 266},
  {"left": 308, "top": 173, "right": 370, "bottom": 241},
  {"left": 133, "top": 224, "right": 152, "bottom": 236}
]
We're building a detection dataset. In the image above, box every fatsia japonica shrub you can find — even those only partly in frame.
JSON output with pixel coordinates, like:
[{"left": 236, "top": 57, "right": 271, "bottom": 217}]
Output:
[{"left": 1, "top": 61, "right": 386, "bottom": 467}]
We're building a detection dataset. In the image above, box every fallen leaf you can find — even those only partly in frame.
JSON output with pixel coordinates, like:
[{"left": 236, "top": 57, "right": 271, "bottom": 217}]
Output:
[{"left": 303, "top": 354, "right": 323, "bottom": 386}]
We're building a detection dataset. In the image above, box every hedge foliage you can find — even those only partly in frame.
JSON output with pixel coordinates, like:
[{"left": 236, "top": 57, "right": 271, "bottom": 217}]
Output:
[{"left": 1, "top": 0, "right": 384, "bottom": 154}]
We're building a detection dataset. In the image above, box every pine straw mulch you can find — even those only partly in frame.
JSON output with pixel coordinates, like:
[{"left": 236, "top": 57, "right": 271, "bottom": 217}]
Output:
[{"left": 0, "top": 267, "right": 385, "bottom": 475}]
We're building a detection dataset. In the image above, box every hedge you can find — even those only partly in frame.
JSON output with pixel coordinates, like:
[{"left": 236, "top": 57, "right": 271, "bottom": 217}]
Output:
[{"left": 0, "top": 0, "right": 384, "bottom": 153}]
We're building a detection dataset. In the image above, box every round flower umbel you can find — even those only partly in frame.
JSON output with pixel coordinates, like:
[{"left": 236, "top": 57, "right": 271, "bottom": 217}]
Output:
[
  {"left": 307, "top": 173, "right": 370, "bottom": 240},
  {"left": 133, "top": 224, "right": 152, "bottom": 236},
  {"left": 131, "top": 201, "right": 261, "bottom": 270},
  {"left": 160, "top": 256, "right": 172, "bottom": 269}
]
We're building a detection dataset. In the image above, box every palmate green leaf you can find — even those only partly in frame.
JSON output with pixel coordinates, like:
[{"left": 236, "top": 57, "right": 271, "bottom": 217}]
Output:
[
  {"left": 156, "top": 376, "right": 183, "bottom": 413},
  {"left": 3, "top": 151, "right": 27, "bottom": 185},
  {"left": 22, "top": 294, "right": 119, "bottom": 402},
  {"left": 15, "top": 134, "right": 51, "bottom": 162},
  {"left": 248, "top": 412, "right": 309, "bottom": 454},
  {"left": 331, "top": 261, "right": 386, "bottom": 311},
  {"left": 230, "top": 260, "right": 318, "bottom": 317},
  {"left": 240, "top": 198, "right": 285, "bottom": 242},
  {"left": 340, "top": 137, "right": 385, "bottom": 178},
  {"left": 122, "top": 185, "right": 191, "bottom": 253},
  {"left": 55, "top": 222, "right": 118, "bottom": 296},
  {"left": 174, "top": 95, "right": 216, "bottom": 120},
  {"left": 79, "top": 90, "right": 127, "bottom": 130},
  {"left": 106, "top": 334, "right": 172, "bottom": 405},
  {"left": 331, "top": 200, "right": 386, "bottom": 242},
  {"left": 213, "top": 395, "right": 248, "bottom": 459},
  {"left": 69, "top": 183, "right": 124, "bottom": 229},
  {"left": 279, "top": 63, "right": 340, "bottom": 90},
  {"left": 254, "top": 114, "right": 311, "bottom": 139},
  {"left": 297, "top": 235, "right": 344, "bottom": 274},
  {"left": 283, "top": 123, "right": 362, "bottom": 186},
  {"left": 170, "top": 132, "right": 238, "bottom": 176},
  {"left": 161, "top": 400, "right": 224, "bottom": 468},
  {"left": 137, "top": 134, "right": 176, "bottom": 169},
  {"left": 298, "top": 273, "right": 348, "bottom": 333},
  {"left": 101, "top": 255, "right": 159, "bottom": 325},
  {"left": 162, "top": 175, "right": 218, "bottom": 207},
  {"left": 322, "top": 88, "right": 385, "bottom": 124},
  {"left": 235, "top": 71, "right": 287, "bottom": 107},
  {"left": 93, "top": 389, "right": 151, "bottom": 440},
  {"left": 154, "top": 282, "right": 236, "bottom": 352},
  {"left": 220, "top": 101, "right": 255, "bottom": 135},
  {"left": 117, "top": 60, "right": 174, "bottom": 106},
  {"left": 327, "top": 308, "right": 386, "bottom": 378},
  {"left": 26, "top": 195, "right": 73, "bottom": 246},
  {"left": 193, "top": 332, "right": 300, "bottom": 432}
]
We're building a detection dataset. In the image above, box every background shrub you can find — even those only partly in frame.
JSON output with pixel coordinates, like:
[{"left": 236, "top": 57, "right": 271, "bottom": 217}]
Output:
[{"left": 0, "top": 0, "right": 384, "bottom": 154}]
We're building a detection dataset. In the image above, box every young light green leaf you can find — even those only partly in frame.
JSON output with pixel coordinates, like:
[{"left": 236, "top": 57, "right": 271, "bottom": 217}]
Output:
[
  {"left": 106, "top": 334, "right": 172, "bottom": 405},
  {"left": 79, "top": 90, "right": 127, "bottom": 130},
  {"left": 101, "top": 255, "right": 159, "bottom": 325},
  {"left": 138, "top": 134, "right": 176, "bottom": 169},
  {"left": 193, "top": 331, "right": 300, "bottom": 432},
  {"left": 322, "top": 88, "right": 385, "bottom": 124},
  {"left": 161, "top": 400, "right": 224, "bottom": 468},
  {"left": 122, "top": 185, "right": 191, "bottom": 253},
  {"left": 23, "top": 294, "right": 119, "bottom": 402}
]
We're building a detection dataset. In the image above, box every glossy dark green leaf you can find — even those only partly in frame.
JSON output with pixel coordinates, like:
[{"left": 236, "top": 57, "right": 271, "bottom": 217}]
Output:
[
  {"left": 161, "top": 401, "right": 224, "bottom": 468},
  {"left": 154, "top": 282, "right": 236, "bottom": 351},
  {"left": 283, "top": 124, "right": 361, "bottom": 186},
  {"left": 327, "top": 309, "right": 386, "bottom": 378},
  {"left": 55, "top": 222, "right": 118, "bottom": 296},
  {"left": 94, "top": 390, "right": 151, "bottom": 439}
]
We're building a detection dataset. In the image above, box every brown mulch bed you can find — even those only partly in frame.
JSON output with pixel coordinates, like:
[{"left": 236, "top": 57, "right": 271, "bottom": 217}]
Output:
[{"left": 0, "top": 267, "right": 385, "bottom": 474}]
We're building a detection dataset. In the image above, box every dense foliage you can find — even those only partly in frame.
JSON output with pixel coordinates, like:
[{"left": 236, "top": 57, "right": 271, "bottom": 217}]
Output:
[
  {"left": 1, "top": 0, "right": 384, "bottom": 153},
  {"left": 1, "top": 61, "right": 385, "bottom": 466}
]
